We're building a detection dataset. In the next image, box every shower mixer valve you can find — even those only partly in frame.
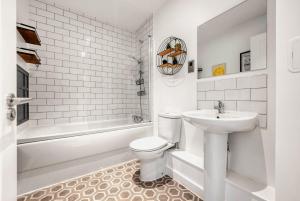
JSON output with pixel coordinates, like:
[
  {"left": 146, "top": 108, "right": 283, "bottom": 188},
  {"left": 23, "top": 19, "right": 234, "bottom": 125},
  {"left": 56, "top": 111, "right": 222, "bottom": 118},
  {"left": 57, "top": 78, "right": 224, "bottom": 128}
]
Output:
[{"left": 136, "top": 78, "right": 144, "bottom": 85}]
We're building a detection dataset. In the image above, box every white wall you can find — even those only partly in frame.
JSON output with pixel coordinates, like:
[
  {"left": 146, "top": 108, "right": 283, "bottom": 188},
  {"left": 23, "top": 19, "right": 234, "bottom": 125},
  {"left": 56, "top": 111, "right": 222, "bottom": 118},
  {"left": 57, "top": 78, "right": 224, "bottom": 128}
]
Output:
[
  {"left": 153, "top": 0, "right": 275, "bottom": 190},
  {"left": 198, "top": 15, "right": 267, "bottom": 77},
  {"left": 275, "top": 0, "right": 300, "bottom": 200},
  {"left": 152, "top": 0, "right": 244, "bottom": 138}
]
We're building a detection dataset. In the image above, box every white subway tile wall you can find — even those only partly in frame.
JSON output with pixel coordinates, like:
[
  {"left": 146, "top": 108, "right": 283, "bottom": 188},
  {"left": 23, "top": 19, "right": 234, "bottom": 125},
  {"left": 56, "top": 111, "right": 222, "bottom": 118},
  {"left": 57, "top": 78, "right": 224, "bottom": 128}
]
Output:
[
  {"left": 197, "top": 74, "right": 268, "bottom": 128},
  {"left": 28, "top": 0, "right": 152, "bottom": 125}
]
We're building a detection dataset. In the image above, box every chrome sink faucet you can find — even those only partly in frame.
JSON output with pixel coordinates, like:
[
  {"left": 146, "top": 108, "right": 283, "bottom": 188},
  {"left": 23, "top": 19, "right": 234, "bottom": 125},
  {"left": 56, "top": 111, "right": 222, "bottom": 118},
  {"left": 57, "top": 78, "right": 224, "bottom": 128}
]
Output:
[{"left": 214, "top": 100, "right": 225, "bottom": 114}]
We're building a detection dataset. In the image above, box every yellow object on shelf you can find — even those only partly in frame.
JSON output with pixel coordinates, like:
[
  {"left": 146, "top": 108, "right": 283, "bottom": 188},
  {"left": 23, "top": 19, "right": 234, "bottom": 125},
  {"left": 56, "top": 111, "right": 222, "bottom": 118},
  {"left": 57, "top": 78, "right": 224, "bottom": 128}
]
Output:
[{"left": 212, "top": 63, "right": 226, "bottom": 76}]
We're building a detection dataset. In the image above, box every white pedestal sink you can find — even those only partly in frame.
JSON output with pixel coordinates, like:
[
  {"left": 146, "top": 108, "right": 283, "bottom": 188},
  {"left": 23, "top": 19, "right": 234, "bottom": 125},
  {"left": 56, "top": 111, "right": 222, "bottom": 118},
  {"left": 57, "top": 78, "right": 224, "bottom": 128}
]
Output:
[{"left": 182, "top": 110, "right": 258, "bottom": 201}]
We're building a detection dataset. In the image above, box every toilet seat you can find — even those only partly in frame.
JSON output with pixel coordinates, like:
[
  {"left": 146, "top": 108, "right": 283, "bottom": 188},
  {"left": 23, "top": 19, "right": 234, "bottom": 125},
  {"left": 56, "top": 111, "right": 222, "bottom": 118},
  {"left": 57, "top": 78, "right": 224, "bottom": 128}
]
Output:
[{"left": 129, "top": 136, "right": 168, "bottom": 152}]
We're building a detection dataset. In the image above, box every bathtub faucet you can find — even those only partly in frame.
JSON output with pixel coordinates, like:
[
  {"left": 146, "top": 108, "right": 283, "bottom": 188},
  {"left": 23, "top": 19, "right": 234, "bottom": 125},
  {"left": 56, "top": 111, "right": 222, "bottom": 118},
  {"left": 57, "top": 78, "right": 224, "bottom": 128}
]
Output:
[{"left": 132, "top": 115, "right": 143, "bottom": 123}]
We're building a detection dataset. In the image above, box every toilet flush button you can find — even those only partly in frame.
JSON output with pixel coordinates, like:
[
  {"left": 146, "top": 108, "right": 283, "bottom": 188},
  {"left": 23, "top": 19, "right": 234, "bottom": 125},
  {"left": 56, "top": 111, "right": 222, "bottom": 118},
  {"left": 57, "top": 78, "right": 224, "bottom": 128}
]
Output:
[{"left": 288, "top": 36, "right": 300, "bottom": 73}]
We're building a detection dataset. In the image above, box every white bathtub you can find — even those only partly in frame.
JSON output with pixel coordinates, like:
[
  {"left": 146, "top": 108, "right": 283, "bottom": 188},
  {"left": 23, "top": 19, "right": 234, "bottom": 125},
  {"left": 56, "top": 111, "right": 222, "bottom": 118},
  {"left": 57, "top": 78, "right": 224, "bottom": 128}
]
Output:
[
  {"left": 17, "top": 119, "right": 151, "bottom": 144},
  {"left": 17, "top": 119, "right": 152, "bottom": 194}
]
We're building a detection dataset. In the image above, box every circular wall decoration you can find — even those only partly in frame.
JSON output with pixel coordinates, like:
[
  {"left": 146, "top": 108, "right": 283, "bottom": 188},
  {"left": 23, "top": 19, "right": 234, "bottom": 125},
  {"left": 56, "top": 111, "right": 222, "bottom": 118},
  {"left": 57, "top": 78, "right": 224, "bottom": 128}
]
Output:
[{"left": 156, "top": 36, "right": 187, "bottom": 75}]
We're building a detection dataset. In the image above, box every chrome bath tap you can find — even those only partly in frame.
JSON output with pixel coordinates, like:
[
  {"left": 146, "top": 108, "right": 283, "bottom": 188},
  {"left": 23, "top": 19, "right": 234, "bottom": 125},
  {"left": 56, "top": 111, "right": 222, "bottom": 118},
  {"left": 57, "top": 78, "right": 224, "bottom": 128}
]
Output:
[{"left": 214, "top": 100, "right": 225, "bottom": 114}]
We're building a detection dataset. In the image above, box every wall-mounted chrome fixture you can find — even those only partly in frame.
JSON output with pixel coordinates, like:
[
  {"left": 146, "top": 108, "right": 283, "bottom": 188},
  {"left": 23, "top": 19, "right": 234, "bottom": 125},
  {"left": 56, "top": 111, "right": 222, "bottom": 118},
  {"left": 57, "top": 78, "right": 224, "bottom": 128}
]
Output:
[
  {"left": 128, "top": 39, "right": 146, "bottom": 123},
  {"left": 6, "top": 93, "right": 32, "bottom": 121}
]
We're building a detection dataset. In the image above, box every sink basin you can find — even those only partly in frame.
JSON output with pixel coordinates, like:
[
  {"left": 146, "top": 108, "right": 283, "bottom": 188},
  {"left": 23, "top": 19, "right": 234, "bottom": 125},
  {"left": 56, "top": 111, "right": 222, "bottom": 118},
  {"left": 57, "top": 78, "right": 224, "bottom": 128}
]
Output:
[
  {"left": 183, "top": 109, "right": 258, "bottom": 133},
  {"left": 182, "top": 109, "right": 258, "bottom": 201}
]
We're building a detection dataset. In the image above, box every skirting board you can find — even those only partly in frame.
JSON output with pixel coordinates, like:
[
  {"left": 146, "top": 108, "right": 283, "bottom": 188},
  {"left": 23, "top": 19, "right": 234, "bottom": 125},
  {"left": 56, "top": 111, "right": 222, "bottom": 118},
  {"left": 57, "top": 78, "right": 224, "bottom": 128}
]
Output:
[{"left": 166, "top": 165, "right": 204, "bottom": 199}]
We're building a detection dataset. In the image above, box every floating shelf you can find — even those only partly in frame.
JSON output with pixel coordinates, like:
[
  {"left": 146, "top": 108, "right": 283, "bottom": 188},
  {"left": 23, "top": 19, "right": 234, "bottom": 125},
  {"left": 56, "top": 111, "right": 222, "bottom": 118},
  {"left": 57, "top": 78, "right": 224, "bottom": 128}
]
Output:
[
  {"left": 158, "top": 48, "right": 174, "bottom": 57},
  {"left": 17, "top": 48, "right": 41, "bottom": 65},
  {"left": 17, "top": 23, "right": 41, "bottom": 45},
  {"left": 159, "top": 63, "right": 183, "bottom": 68},
  {"left": 168, "top": 50, "right": 187, "bottom": 57}
]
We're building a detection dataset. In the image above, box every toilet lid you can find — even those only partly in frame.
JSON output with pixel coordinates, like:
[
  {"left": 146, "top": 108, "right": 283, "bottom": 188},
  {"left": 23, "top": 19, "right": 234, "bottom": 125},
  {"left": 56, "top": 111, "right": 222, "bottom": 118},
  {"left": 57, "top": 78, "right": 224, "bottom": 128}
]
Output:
[{"left": 130, "top": 137, "right": 168, "bottom": 152}]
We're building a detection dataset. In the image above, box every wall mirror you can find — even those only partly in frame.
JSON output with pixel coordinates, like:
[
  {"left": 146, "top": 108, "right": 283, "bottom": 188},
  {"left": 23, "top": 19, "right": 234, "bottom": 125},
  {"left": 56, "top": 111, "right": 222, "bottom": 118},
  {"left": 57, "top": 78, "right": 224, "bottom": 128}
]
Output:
[{"left": 197, "top": 0, "right": 267, "bottom": 79}]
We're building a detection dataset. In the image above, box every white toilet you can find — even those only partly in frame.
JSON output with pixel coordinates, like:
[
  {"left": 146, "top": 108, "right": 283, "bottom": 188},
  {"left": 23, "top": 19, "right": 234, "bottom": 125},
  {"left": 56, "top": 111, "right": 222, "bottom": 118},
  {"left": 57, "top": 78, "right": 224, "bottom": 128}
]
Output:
[{"left": 129, "top": 113, "right": 182, "bottom": 181}]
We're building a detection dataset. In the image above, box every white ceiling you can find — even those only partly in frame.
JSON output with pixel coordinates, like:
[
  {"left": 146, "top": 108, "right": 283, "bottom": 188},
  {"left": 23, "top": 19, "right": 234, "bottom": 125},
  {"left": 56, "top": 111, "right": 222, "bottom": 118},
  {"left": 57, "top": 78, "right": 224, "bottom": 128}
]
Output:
[{"left": 51, "top": 0, "right": 168, "bottom": 32}]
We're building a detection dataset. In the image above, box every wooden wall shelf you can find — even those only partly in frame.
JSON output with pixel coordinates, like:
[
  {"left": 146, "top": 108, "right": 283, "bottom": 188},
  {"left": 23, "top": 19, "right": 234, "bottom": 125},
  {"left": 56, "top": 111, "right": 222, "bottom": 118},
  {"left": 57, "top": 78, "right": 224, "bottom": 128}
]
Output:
[
  {"left": 17, "top": 48, "right": 41, "bottom": 65},
  {"left": 159, "top": 63, "right": 183, "bottom": 68},
  {"left": 156, "top": 37, "right": 187, "bottom": 75},
  {"left": 168, "top": 50, "right": 187, "bottom": 57},
  {"left": 158, "top": 48, "right": 174, "bottom": 57},
  {"left": 17, "top": 23, "right": 41, "bottom": 45},
  {"left": 158, "top": 48, "right": 187, "bottom": 58}
]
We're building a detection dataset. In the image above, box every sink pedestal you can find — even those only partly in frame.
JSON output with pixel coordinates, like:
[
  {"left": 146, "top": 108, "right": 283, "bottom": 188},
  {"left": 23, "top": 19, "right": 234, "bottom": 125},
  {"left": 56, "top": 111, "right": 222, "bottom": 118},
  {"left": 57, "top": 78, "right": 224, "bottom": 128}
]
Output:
[
  {"left": 182, "top": 109, "right": 258, "bottom": 201},
  {"left": 204, "top": 132, "right": 228, "bottom": 201}
]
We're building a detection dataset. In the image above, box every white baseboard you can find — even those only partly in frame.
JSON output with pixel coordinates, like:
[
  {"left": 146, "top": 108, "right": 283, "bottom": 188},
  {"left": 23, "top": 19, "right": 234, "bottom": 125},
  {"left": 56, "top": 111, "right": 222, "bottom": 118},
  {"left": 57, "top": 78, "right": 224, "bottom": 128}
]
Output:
[
  {"left": 166, "top": 150, "right": 204, "bottom": 199},
  {"left": 166, "top": 165, "right": 204, "bottom": 199}
]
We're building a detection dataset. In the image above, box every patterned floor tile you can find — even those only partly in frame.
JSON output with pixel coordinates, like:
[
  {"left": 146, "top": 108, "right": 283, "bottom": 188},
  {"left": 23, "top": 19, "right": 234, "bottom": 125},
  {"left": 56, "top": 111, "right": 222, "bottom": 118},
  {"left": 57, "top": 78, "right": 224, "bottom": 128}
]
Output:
[{"left": 18, "top": 160, "right": 202, "bottom": 201}]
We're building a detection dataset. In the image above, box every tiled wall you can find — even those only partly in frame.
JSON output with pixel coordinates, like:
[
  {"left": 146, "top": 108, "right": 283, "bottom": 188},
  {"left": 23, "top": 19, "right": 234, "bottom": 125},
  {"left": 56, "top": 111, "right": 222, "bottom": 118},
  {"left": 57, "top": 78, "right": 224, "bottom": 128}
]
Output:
[
  {"left": 197, "top": 74, "right": 267, "bottom": 128},
  {"left": 28, "top": 0, "right": 151, "bottom": 125}
]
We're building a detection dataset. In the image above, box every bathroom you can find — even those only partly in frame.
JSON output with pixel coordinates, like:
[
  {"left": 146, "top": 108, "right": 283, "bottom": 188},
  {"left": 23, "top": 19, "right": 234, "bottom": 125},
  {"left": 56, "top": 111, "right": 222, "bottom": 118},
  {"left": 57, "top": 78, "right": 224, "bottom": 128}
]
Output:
[{"left": 0, "top": 0, "right": 299, "bottom": 200}]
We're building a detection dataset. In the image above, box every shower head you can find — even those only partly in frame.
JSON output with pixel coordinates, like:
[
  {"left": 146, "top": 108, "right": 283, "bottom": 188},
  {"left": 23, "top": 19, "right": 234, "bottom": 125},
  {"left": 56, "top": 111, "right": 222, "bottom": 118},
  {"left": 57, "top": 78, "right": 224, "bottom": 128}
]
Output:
[
  {"left": 128, "top": 55, "right": 138, "bottom": 61},
  {"left": 128, "top": 55, "right": 142, "bottom": 64}
]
